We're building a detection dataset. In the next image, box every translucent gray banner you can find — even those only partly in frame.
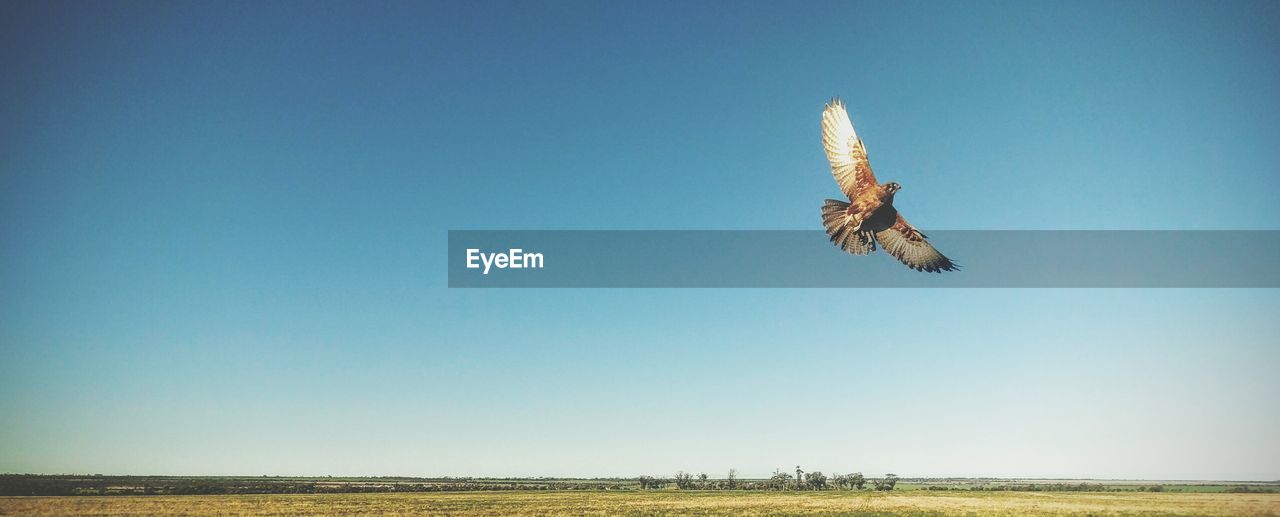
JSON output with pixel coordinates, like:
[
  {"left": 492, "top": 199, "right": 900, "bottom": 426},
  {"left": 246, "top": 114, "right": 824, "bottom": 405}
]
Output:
[{"left": 447, "top": 231, "right": 1280, "bottom": 288}]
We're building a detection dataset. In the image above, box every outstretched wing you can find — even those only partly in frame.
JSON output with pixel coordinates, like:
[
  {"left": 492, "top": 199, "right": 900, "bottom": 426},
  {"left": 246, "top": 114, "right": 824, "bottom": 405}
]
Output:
[
  {"left": 874, "top": 214, "right": 958, "bottom": 273},
  {"left": 821, "top": 98, "right": 878, "bottom": 199}
]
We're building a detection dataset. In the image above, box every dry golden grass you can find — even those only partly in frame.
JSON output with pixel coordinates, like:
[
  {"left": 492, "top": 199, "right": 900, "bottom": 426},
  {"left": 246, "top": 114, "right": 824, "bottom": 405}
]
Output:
[{"left": 2, "top": 490, "right": 1279, "bottom": 516}]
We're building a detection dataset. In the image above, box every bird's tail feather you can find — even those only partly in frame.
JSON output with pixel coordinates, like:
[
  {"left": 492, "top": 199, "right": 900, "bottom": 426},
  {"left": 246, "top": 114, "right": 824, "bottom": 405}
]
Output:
[{"left": 821, "top": 199, "right": 875, "bottom": 255}]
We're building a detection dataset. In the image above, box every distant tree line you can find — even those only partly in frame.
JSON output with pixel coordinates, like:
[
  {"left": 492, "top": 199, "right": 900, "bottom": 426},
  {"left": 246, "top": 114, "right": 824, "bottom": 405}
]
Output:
[
  {"left": 4, "top": 474, "right": 1273, "bottom": 496},
  {"left": 634, "top": 468, "right": 895, "bottom": 491},
  {"left": 968, "top": 482, "right": 1108, "bottom": 492}
]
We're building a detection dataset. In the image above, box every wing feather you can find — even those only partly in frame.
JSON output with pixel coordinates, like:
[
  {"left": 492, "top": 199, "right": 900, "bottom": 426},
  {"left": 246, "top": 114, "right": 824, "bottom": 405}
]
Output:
[
  {"left": 821, "top": 98, "right": 878, "bottom": 199},
  {"left": 874, "top": 214, "right": 958, "bottom": 273}
]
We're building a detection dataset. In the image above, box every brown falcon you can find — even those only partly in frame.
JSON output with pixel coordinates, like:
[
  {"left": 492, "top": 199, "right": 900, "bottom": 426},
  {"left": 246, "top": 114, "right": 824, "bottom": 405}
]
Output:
[{"left": 819, "top": 98, "right": 958, "bottom": 272}]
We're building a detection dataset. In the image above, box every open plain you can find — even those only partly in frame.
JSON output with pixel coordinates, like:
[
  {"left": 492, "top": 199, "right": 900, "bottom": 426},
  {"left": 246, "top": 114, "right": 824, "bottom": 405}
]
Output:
[{"left": 3, "top": 490, "right": 1280, "bottom": 516}]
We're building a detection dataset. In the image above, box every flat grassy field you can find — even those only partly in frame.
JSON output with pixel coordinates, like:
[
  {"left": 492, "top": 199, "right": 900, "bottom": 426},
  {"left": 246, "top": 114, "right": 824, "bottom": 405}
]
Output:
[{"left": 3, "top": 490, "right": 1279, "bottom": 516}]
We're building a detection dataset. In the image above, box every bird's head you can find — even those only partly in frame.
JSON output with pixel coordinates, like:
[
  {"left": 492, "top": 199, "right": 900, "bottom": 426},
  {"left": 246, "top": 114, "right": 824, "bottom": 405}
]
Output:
[{"left": 885, "top": 182, "right": 901, "bottom": 194}]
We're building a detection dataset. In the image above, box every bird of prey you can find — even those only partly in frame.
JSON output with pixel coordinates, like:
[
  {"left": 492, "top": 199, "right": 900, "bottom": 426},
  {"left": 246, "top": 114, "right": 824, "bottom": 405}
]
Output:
[{"left": 819, "top": 98, "right": 958, "bottom": 272}]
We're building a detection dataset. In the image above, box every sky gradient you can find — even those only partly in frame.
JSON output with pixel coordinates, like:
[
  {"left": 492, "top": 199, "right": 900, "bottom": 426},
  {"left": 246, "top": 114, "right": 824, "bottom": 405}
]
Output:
[{"left": 2, "top": 0, "right": 1279, "bottom": 480}]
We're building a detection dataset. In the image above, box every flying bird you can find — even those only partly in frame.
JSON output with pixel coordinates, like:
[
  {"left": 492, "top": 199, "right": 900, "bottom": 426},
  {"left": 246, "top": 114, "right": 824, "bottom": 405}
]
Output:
[{"left": 819, "top": 98, "right": 958, "bottom": 272}]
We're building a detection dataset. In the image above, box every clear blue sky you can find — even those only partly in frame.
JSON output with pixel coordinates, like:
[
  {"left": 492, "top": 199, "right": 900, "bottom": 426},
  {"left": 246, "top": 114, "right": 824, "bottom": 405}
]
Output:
[{"left": 1, "top": 0, "right": 1278, "bottom": 479}]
